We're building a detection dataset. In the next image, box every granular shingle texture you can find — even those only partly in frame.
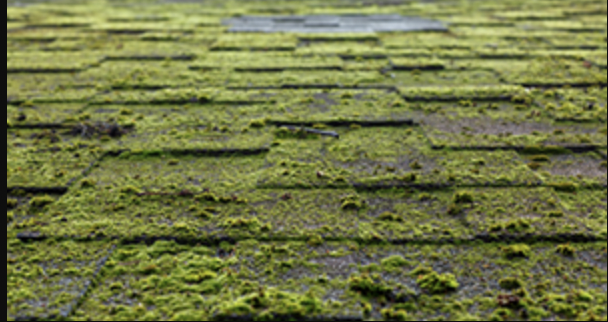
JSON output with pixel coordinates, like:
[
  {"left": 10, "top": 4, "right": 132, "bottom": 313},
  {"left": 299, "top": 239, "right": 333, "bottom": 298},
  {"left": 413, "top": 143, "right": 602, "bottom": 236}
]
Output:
[
  {"left": 223, "top": 15, "right": 448, "bottom": 33},
  {"left": 6, "top": 0, "right": 607, "bottom": 321}
]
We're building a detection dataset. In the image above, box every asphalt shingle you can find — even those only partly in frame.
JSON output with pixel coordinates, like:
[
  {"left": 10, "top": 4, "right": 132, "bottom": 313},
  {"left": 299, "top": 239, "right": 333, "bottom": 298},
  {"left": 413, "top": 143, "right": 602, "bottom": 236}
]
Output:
[{"left": 6, "top": 0, "right": 607, "bottom": 320}]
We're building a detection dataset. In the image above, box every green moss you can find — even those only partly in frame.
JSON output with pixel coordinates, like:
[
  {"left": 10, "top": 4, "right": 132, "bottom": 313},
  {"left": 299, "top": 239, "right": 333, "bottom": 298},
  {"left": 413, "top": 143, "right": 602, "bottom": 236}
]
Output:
[
  {"left": 306, "top": 234, "right": 324, "bottom": 247},
  {"left": 348, "top": 273, "right": 392, "bottom": 297},
  {"left": 549, "top": 182, "right": 579, "bottom": 193},
  {"left": 527, "top": 162, "right": 544, "bottom": 171},
  {"left": 340, "top": 194, "right": 366, "bottom": 210},
  {"left": 548, "top": 301, "right": 577, "bottom": 318},
  {"left": 194, "top": 210, "right": 213, "bottom": 219},
  {"left": 381, "top": 308, "right": 408, "bottom": 321},
  {"left": 410, "top": 266, "right": 435, "bottom": 277},
  {"left": 195, "top": 192, "right": 219, "bottom": 202},
  {"left": 498, "top": 277, "right": 525, "bottom": 290},
  {"left": 7, "top": 198, "right": 18, "bottom": 209},
  {"left": 453, "top": 191, "right": 474, "bottom": 204},
  {"left": 572, "top": 290, "right": 595, "bottom": 303},
  {"left": 215, "top": 302, "right": 255, "bottom": 318},
  {"left": 29, "top": 195, "right": 55, "bottom": 208},
  {"left": 545, "top": 210, "right": 565, "bottom": 218},
  {"left": 501, "top": 244, "right": 531, "bottom": 259},
  {"left": 79, "top": 178, "right": 97, "bottom": 188},
  {"left": 504, "top": 218, "right": 531, "bottom": 233},
  {"left": 555, "top": 244, "right": 576, "bottom": 257},
  {"left": 221, "top": 217, "right": 261, "bottom": 231},
  {"left": 120, "top": 185, "right": 142, "bottom": 194},
  {"left": 248, "top": 119, "right": 267, "bottom": 129},
  {"left": 381, "top": 255, "right": 410, "bottom": 268},
  {"left": 417, "top": 272, "right": 460, "bottom": 294},
  {"left": 376, "top": 212, "right": 404, "bottom": 223},
  {"left": 109, "top": 282, "right": 124, "bottom": 291},
  {"left": 409, "top": 161, "right": 423, "bottom": 170},
  {"left": 8, "top": 211, "right": 15, "bottom": 223},
  {"left": 119, "top": 108, "right": 134, "bottom": 116}
]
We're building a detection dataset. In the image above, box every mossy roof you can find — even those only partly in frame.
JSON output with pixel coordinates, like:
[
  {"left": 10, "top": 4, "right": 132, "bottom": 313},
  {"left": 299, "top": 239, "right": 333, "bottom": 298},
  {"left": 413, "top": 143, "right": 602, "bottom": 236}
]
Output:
[{"left": 6, "top": 0, "right": 607, "bottom": 321}]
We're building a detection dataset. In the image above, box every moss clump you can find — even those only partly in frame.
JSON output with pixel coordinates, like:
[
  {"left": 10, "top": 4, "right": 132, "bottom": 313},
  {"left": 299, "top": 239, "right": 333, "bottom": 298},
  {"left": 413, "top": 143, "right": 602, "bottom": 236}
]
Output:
[
  {"left": 527, "top": 162, "right": 542, "bottom": 170},
  {"left": 214, "top": 289, "right": 322, "bottom": 320},
  {"left": 459, "top": 100, "right": 474, "bottom": 107},
  {"left": 571, "top": 290, "right": 594, "bottom": 303},
  {"left": 119, "top": 108, "right": 134, "bottom": 116},
  {"left": 79, "top": 178, "right": 96, "bottom": 188},
  {"left": 194, "top": 210, "right": 213, "bottom": 219},
  {"left": 453, "top": 191, "right": 474, "bottom": 204},
  {"left": 555, "top": 244, "right": 576, "bottom": 257},
  {"left": 215, "top": 302, "right": 255, "bottom": 318},
  {"left": 531, "top": 155, "right": 551, "bottom": 162},
  {"left": 361, "top": 301, "right": 372, "bottom": 316},
  {"left": 221, "top": 217, "right": 261, "bottom": 231},
  {"left": 137, "top": 264, "right": 160, "bottom": 275},
  {"left": 377, "top": 212, "right": 404, "bottom": 223},
  {"left": 195, "top": 192, "right": 219, "bottom": 202},
  {"left": 547, "top": 301, "right": 576, "bottom": 318},
  {"left": 545, "top": 210, "right": 565, "bottom": 218},
  {"left": 499, "top": 277, "right": 525, "bottom": 290},
  {"left": 410, "top": 266, "right": 434, "bottom": 277},
  {"left": 29, "top": 195, "right": 55, "bottom": 208},
  {"left": 381, "top": 308, "right": 408, "bottom": 321},
  {"left": 7, "top": 198, "right": 19, "bottom": 209},
  {"left": 497, "top": 294, "right": 522, "bottom": 309},
  {"left": 447, "top": 203, "right": 463, "bottom": 216},
  {"left": 7, "top": 211, "right": 15, "bottom": 224},
  {"left": 409, "top": 161, "right": 423, "bottom": 170},
  {"left": 172, "top": 222, "right": 198, "bottom": 235},
  {"left": 183, "top": 270, "right": 217, "bottom": 283},
  {"left": 348, "top": 273, "right": 392, "bottom": 297},
  {"left": 340, "top": 194, "right": 366, "bottom": 210},
  {"left": 504, "top": 218, "right": 532, "bottom": 233},
  {"left": 109, "top": 282, "right": 124, "bottom": 291},
  {"left": 167, "top": 159, "right": 179, "bottom": 165},
  {"left": 417, "top": 272, "right": 459, "bottom": 294},
  {"left": 488, "top": 223, "right": 504, "bottom": 233},
  {"left": 501, "top": 244, "right": 531, "bottom": 259},
  {"left": 120, "top": 185, "right": 142, "bottom": 194},
  {"left": 248, "top": 119, "right": 266, "bottom": 128},
  {"left": 511, "top": 95, "right": 532, "bottom": 105},
  {"left": 307, "top": 234, "right": 324, "bottom": 247},
  {"left": 549, "top": 182, "right": 579, "bottom": 193},
  {"left": 490, "top": 308, "right": 513, "bottom": 321},
  {"left": 391, "top": 100, "right": 406, "bottom": 108},
  {"left": 400, "top": 173, "right": 417, "bottom": 182},
  {"left": 381, "top": 255, "right": 410, "bottom": 269}
]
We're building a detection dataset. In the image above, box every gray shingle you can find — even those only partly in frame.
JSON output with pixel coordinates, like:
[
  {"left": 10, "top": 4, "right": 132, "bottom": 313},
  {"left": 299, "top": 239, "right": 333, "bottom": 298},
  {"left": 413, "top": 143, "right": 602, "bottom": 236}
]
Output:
[{"left": 223, "top": 15, "right": 448, "bottom": 33}]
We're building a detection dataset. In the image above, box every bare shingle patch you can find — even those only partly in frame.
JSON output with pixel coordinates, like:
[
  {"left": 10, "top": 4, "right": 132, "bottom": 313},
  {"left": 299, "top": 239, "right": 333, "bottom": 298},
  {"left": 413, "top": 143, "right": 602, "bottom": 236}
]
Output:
[{"left": 223, "top": 15, "right": 448, "bottom": 33}]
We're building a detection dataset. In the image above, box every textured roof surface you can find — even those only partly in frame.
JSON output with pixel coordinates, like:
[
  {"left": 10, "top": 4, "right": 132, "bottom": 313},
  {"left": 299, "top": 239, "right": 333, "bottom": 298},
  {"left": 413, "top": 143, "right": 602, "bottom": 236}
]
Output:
[
  {"left": 6, "top": 0, "right": 608, "bottom": 321},
  {"left": 223, "top": 15, "right": 448, "bottom": 33}
]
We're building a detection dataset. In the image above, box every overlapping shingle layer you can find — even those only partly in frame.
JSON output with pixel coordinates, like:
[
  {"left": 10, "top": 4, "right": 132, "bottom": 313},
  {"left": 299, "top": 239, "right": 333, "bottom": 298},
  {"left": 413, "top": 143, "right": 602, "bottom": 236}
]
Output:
[{"left": 7, "top": 0, "right": 607, "bottom": 320}]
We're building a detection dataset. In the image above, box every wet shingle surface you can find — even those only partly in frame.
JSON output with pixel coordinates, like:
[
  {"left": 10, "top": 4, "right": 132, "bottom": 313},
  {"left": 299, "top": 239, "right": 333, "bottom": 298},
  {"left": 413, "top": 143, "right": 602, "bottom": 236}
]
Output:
[
  {"left": 6, "top": 0, "right": 608, "bottom": 320},
  {"left": 224, "top": 15, "right": 448, "bottom": 33}
]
